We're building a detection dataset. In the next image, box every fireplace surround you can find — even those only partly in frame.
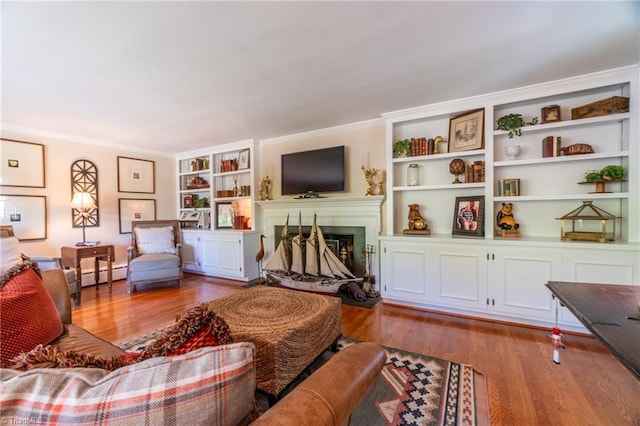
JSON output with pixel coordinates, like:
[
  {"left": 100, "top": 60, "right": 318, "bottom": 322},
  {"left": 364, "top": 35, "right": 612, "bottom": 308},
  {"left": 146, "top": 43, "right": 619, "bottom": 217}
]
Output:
[{"left": 257, "top": 196, "right": 385, "bottom": 279}]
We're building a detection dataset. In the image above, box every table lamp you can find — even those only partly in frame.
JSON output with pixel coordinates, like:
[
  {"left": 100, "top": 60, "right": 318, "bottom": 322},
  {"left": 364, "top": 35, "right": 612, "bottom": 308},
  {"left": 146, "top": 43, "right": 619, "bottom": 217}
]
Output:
[{"left": 70, "top": 191, "right": 97, "bottom": 246}]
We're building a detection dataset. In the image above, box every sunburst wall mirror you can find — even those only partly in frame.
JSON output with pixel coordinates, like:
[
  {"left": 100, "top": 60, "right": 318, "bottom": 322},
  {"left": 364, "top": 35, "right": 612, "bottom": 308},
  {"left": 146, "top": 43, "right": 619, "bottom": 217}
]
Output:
[{"left": 71, "top": 159, "right": 99, "bottom": 228}]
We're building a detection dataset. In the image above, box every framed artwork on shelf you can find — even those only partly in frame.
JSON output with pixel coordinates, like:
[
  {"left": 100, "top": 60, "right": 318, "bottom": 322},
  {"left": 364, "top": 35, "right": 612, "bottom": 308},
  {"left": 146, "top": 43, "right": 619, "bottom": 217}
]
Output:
[
  {"left": 216, "top": 201, "right": 234, "bottom": 229},
  {"left": 452, "top": 195, "right": 485, "bottom": 237},
  {"left": 541, "top": 104, "right": 561, "bottom": 123},
  {"left": 0, "top": 194, "right": 47, "bottom": 240},
  {"left": 237, "top": 149, "right": 250, "bottom": 170},
  {"left": 118, "top": 198, "right": 156, "bottom": 233},
  {"left": 179, "top": 211, "right": 201, "bottom": 220},
  {"left": 0, "top": 139, "right": 45, "bottom": 188},
  {"left": 183, "top": 194, "right": 196, "bottom": 208},
  {"left": 117, "top": 156, "right": 155, "bottom": 193},
  {"left": 448, "top": 109, "right": 485, "bottom": 153}
]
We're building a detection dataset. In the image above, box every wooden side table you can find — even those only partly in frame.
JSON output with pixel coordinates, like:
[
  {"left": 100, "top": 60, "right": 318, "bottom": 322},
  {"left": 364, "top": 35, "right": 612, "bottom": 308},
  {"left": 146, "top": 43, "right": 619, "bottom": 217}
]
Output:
[{"left": 61, "top": 244, "right": 114, "bottom": 306}]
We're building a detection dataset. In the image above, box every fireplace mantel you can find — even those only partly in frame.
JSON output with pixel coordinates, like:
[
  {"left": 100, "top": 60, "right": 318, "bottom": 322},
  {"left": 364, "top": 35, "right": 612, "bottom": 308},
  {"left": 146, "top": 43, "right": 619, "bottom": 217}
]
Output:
[{"left": 256, "top": 196, "right": 385, "bottom": 274}]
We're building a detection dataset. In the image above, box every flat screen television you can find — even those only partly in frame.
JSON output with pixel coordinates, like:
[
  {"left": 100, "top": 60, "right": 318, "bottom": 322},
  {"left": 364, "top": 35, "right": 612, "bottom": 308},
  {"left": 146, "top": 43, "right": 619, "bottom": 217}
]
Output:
[{"left": 281, "top": 146, "right": 345, "bottom": 197}]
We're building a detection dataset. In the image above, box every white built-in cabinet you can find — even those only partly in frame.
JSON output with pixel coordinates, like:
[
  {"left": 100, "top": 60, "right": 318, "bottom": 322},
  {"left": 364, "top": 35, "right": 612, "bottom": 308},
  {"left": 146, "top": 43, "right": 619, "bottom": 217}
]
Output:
[
  {"left": 380, "top": 67, "right": 639, "bottom": 332},
  {"left": 177, "top": 141, "right": 260, "bottom": 282},
  {"left": 181, "top": 230, "right": 260, "bottom": 282}
]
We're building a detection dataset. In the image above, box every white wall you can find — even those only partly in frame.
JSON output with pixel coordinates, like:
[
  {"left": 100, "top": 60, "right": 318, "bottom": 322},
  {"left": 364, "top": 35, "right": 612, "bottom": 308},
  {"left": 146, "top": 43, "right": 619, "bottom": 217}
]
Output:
[{"left": 1, "top": 129, "right": 176, "bottom": 267}]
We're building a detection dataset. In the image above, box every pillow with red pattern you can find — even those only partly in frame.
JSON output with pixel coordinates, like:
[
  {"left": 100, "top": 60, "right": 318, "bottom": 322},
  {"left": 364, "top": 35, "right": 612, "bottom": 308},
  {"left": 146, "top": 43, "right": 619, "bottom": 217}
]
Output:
[
  {"left": 139, "top": 303, "right": 233, "bottom": 358},
  {"left": 1, "top": 344, "right": 258, "bottom": 426},
  {"left": 1, "top": 262, "right": 64, "bottom": 368},
  {"left": 9, "top": 303, "right": 232, "bottom": 370}
]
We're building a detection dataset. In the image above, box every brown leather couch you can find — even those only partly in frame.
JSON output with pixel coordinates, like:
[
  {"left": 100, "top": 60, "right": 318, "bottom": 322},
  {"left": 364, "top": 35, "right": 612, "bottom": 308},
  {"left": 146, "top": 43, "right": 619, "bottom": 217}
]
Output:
[{"left": 40, "top": 268, "right": 386, "bottom": 425}]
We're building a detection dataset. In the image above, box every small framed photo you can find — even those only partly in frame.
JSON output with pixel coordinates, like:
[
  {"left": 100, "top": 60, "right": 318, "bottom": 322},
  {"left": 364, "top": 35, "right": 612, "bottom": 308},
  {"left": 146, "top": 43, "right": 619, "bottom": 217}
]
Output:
[
  {"left": 0, "top": 194, "right": 47, "bottom": 240},
  {"left": 0, "top": 139, "right": 45, "bottom": 188},
  {"left": 448, "top": 109, "right": 485, "bottom": 153},
  {"left": 452, "top": 195, "right": 485, "bottom": 238},
  {"left": 541, "top": 105, "right": 561, "bottom": 123},
  {"left": 216, "top": 201, "right": 234, "bottom": 229},
  {"left": 237, "top": 149, "right": 250, "bottom": 170},
  {"left": 118, "top": 198, "right": 156, "bottom": 233},
  {"left": 182, "top": 194, "right": 196, "bottom": 208},
  {"left": 117, "top": 156, "right": 155, "bottom": 193}
]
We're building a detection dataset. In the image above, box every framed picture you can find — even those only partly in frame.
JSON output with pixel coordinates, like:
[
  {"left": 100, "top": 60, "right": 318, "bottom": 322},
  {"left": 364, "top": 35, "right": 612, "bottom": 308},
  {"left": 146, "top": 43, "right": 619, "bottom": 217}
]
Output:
[
  {"left": 0, "top": 194, "right": 47, "bottom": 240},
  {"left": 179, "top": 211, "right": 200, "bottom": 220},
  {"left": 237, "top": 149, "right": 250, "bottom": 170},
  {"left": 541, "top": 105, "right": 561, "bottom": 123},
  {"left": 0, "top": 139, "right": 45, "bottom": 188},
  {"left": 452, "top": 195, "right": 485, "bottom": 237},
  {"left": 448, "top": 109, "right": 485, "bottom": 153},
  {"left": 118, "top": 198, "right": 156, "bottom": 233},
  {"left": 216, "top": 201, "right": 234, "bottom": 229},
  {"left": 183, "top": 194, "right": 196, "bottom": 208},
  {"left": 117, "top": 156, "right": 155, "bottom": 193}
]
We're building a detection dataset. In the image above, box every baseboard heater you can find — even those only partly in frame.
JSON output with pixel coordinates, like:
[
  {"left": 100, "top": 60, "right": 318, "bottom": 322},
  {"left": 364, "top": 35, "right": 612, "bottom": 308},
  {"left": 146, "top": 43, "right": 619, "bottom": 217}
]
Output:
[{"left": 80, "top": 263, "right": 127, "bottom": 287}]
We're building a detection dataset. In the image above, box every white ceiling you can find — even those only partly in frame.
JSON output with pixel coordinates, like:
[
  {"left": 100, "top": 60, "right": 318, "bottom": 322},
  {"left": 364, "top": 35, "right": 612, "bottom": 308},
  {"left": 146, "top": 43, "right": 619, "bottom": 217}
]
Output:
[{"left": 2, "top": 1, "right": 639, "bottom": 154}]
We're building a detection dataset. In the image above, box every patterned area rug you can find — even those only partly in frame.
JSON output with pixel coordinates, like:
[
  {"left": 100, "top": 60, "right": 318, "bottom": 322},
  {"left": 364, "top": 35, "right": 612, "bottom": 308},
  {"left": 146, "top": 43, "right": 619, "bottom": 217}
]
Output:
[
  {"left": 340, "top": 338, "right": 489, "bottom": 426},
  {"left": 115, "top": 333, "right": 489, "bottom": 425}
]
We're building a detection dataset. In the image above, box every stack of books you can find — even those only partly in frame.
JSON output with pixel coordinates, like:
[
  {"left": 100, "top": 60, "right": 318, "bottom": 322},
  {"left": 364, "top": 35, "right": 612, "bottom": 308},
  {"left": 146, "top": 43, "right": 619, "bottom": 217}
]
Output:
[
  {"left": 498, "top": 178, "right": 521, "bottom": 196},
  {"left": 542, "top": 136, "right": 562, "bottom": 157}
]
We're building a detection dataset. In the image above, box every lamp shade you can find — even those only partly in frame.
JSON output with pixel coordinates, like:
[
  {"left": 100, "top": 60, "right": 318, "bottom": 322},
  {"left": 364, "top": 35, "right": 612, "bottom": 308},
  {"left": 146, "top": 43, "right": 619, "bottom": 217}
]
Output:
[{"left": 70, "top": 192, "right": 96, "bottom": 210}]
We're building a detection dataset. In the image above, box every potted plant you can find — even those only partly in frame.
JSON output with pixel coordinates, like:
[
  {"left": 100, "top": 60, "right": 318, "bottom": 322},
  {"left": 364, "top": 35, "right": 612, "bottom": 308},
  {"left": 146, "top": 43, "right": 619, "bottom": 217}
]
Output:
[
  {"left": 192, "top": 197, "right": 209, "bottom": 209},
  {"left": 496, "top": 114, "right": 539, "bottom": 138},
  {"left": 393, "top": 138, "right": 411, "bottom": 157}
]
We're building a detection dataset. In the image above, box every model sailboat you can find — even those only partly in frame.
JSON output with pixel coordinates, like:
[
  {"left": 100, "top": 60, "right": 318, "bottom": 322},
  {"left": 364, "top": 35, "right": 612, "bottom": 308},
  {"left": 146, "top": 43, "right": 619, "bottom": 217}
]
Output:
[{"left": 265, "top": 213, "right": 360, "bottom": 294}]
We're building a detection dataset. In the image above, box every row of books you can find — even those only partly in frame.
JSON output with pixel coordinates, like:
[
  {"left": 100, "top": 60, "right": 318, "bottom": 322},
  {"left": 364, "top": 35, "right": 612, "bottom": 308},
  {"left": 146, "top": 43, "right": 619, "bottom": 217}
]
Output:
[
  {"left": 542, "top": 136, "right": 562, "bottom": 157},
  {"left": 409, "top": 137, "right": 439, "bottom": 156},
  {"left": 464, "top": 161, "right": 485, "bottom": 183},
  {"left": 498, "top": 178, "right": 521, "bottom": 196}
]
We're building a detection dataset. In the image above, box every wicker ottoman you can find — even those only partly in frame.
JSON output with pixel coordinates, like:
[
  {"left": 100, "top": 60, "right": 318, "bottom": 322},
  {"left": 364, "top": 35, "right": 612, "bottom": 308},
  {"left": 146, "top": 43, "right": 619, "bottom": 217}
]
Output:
[{"left": 207, "top": 286, "right": 342, "bottom": 396}]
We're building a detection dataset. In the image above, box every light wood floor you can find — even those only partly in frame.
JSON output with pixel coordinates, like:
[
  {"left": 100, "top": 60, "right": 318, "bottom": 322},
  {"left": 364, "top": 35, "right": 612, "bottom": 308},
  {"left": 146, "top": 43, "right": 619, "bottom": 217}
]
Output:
[{"left": 72, "top": 273, "right": 640, "bottom": 425}]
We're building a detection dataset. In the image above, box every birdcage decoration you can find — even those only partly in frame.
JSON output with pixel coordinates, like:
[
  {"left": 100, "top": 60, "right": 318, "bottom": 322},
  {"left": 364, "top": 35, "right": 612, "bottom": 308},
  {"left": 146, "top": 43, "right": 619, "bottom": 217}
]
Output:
[{"left": 556, "top": 201, "right": 620, "bottom": 243}]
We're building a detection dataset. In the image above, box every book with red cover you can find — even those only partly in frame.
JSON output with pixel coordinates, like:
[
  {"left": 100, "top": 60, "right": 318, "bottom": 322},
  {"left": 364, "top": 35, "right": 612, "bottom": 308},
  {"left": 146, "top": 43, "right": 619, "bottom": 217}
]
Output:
[{"left": 542, "top": 136, "right": 554, "bottom": 157}]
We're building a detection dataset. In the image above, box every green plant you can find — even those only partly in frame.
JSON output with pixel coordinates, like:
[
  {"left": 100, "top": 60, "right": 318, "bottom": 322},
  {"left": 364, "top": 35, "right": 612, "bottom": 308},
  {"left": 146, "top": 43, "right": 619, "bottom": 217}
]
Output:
[
  {"left": 583, "top": 165, "right": 625, "bottom": 182},
  {"left": 496, "top": 114, "right": 539, "bottom": 138},
  {"left": 584, "top": 171, "right": 601, "bottom": 182},
  {"left": 393, "top": 138, "right": 411, "bottom": 157},
  {"left": 192, "top": 197, "right": 209, "bottom": 208}
]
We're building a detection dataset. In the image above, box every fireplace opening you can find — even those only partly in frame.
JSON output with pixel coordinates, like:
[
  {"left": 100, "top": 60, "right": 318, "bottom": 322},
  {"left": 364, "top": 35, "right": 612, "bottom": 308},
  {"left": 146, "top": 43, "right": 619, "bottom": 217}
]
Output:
[{"left": 274, "top": 225, "right": 366, "bottom": 277}]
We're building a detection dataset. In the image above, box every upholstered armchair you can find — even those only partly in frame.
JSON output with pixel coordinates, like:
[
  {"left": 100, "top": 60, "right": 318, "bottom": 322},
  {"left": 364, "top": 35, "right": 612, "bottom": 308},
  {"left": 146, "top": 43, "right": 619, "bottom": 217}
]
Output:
[
  {"left": 31, "top": 257, "right": 78, "bottom": 302},
  {"left": 126, "top": 220, "right": 183, "bottom": 294}
]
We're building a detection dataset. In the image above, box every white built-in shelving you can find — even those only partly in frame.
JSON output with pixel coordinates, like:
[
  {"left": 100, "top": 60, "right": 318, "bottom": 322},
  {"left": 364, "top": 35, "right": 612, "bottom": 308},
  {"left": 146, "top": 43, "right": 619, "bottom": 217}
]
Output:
[{"left": 379, "top": 66, "right": 639, "bottom": 332}]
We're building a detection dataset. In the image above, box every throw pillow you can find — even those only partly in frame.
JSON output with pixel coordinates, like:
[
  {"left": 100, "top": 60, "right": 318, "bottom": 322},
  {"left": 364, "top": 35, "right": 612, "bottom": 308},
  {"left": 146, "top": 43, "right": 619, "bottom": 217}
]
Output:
[
  {"left": 0, "top": 263, "right": 64, "bottom": 367},
  {"left": 0, "top": 236, "right": 22, "bottom": 275},
  {"left": 10, "top": 344, "right": 136, "bottom": 371},
  {"left": 9, "top": 303, "right": 232, "bottom": 370},
  {"left": 135, "top": 225, "right": 175, "bottom": 255},
  {"left": 140, "top": 303, "right": 233, "bottom": 358},
  {"left": 1, "top": 344, "right": 258, "bottom": 425}
]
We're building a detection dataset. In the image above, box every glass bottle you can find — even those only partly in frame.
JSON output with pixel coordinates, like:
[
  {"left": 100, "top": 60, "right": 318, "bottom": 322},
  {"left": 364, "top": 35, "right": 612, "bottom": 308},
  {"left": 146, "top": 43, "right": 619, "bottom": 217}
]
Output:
[{"left": 407, "top": 163, "right": 419, "bottom": 186}]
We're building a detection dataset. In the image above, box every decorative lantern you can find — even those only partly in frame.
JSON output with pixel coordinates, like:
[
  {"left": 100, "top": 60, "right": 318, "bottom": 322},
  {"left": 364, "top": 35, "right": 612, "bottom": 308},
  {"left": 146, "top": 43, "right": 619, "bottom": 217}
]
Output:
[{"left": 556, "top": 201, "right": 620, "bottom": 243}]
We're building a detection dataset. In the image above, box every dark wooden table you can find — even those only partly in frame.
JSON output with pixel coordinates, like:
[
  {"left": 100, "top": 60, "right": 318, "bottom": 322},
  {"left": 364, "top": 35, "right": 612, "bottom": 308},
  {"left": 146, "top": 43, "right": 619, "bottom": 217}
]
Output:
[
  {"left": 61, "top": 244, "right": 114, "bottom": 305},
  {"left": 545, "top": 281, "right": 640, "bottom": 379}
]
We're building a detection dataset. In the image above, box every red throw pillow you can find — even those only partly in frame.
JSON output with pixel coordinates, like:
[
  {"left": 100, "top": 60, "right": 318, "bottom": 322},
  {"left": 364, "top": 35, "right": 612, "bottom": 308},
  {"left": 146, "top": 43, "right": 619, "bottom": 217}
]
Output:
[
  {"left": 139, "top": 303, "right": 233, "bottom": 359},
  {"left": 1, "top": 265, "right": 64, "bottom": 367},
  {"left": 8, "top": 303, "right": 231, "bottom": 371}
]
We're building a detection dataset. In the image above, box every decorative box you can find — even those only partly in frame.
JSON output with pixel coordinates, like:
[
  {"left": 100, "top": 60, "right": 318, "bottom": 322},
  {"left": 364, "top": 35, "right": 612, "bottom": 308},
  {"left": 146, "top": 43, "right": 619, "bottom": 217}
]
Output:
[
  {"left": 571, "top": 96, "right": 629, "bottom": 120},
  {"left": 556, "top": 201, "right": 619, "bottom": 243},
  {"left": 216, "top": 190, "right": 235, "bottom": 198}
]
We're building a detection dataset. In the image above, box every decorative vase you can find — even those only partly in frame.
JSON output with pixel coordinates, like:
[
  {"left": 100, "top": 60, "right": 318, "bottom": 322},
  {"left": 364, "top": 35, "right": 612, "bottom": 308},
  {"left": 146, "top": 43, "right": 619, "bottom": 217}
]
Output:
[{"left": 505, "top": 144, "right": 521, "bottom": 160}]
